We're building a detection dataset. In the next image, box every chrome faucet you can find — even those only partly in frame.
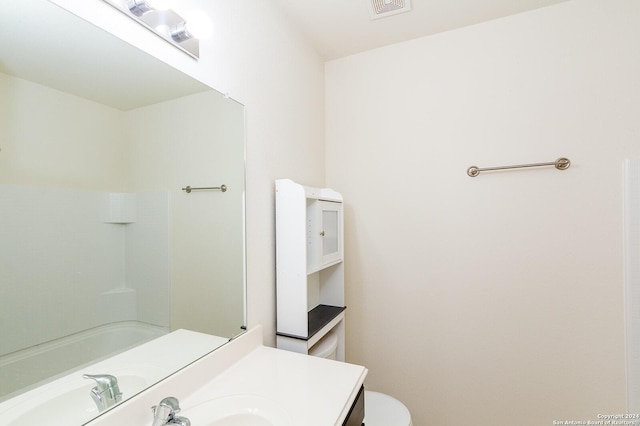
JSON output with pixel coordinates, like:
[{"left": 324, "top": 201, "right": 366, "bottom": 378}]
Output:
[
  {"left": 83, "top": 374, "right": 123, "bottom": 412},
  {"left": 151, "top": 397, "right": 191, "bottom": 426}
]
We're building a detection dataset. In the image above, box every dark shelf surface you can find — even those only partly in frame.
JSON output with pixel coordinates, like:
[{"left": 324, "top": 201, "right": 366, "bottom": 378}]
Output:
[{"left": 277, "top": 304, "right": 346, "bottom": 341}]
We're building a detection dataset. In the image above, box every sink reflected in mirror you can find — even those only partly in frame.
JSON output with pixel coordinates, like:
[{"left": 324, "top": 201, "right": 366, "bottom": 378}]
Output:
[
  {"left": 9, "top": 375, "right": 145, "bottom": 425},
  {"left": 0, "top": 0, "right": 246, "bottom": 423},
  {"left": 1, "top": 330, "right": 227, "bottom": 425}
]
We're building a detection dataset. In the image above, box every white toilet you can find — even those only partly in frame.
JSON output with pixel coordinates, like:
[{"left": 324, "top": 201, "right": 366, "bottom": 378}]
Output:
[{"left": 309, "top": 332, "right": 413, "bottom": 426}]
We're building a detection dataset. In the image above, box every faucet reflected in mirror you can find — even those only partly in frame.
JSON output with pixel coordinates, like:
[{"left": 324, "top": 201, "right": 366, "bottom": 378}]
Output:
[
  {"left": 83, "top": 374, "right": 123, "bottom": 412},
  {"left": 0, "top": 0, "right": 246, "bottom": 422}
]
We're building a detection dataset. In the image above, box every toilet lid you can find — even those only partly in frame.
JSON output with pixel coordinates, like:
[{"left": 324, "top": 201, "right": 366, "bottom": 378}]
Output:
[
  {"left": 364, "top": 391, "right": 412, "bottom": 426},
  {"left": 309, "top": 330, "right": 338, "bottom": 358}
]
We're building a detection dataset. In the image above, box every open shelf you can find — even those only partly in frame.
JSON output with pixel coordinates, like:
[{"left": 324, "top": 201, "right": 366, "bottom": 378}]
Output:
[
  {"left": 309, "top": 304, "right": 345, "bottom": 339},
  {"left": 277, "top": 305, "right": 346, "bottom": 340}
]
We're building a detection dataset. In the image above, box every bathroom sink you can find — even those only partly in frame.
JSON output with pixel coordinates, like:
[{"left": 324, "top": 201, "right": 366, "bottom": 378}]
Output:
[
  {"left": 207, "top": 413, "right": 278, "bottom": 426},
  {"left": 183, "top": 395, "right": 293, "bottom": 426}
]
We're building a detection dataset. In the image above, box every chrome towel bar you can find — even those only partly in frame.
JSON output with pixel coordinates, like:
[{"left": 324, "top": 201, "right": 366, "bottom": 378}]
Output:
[
  {"left": 182, "top": 184, "right": 227, "bottom": 193},
  {"left": 467, "top": 157, "right": 570, "bottom": 177}
]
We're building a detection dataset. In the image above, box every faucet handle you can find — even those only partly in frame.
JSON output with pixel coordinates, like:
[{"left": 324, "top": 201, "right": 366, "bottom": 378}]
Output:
[
  {"left": 151, "top": 397, "right": 182, "bottom": 426},
  {"left": 158, "top": 396, "right": 181, "bottom": 412}
]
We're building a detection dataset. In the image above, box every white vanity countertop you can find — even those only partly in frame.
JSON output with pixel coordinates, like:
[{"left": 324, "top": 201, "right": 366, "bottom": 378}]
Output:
[
  {"left": 87, "top": 325, "right": 368, "bottom": 426},
  {"left": 181, "top": 345, "right": 367, "bottom": 425}
]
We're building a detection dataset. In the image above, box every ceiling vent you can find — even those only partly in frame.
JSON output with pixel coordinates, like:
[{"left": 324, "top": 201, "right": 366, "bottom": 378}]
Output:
[{"left": 367, "top": 0, "right": 411, "bottom": 20}]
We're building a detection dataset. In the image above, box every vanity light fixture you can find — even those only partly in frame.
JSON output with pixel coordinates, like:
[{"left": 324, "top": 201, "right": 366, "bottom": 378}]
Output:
[
  {"left": 170, "top": 12, "right": 214, "bottom": 42},
  {"left": 126, "top": 0, "right": 169, "bottom": 17},
  {"left": 101, "top": 0, "right": 212, "bottom": 59}
]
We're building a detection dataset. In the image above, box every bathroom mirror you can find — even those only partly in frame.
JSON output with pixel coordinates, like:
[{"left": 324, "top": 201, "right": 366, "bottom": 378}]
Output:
[{"left": 0, "top": 0, "right": 246, "bottom": 420}]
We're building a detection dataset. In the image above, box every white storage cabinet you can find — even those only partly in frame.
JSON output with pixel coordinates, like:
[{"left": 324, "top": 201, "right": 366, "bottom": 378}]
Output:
[{"left": 275, "top": 179, "right": 346, "bottom": 359}]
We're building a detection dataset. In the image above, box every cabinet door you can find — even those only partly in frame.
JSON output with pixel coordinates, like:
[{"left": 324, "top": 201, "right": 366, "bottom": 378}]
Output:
[
  {"left": 319, "top": 200, "right": 342, "bottom": 267},
  {"left": 342, "top": 386, "right": 365, "bottom": 426}
]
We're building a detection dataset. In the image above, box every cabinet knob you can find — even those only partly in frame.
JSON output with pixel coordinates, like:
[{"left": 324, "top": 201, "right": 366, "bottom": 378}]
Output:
[{"left": 320, "top": 231, "right": 325, "bottom": 236}]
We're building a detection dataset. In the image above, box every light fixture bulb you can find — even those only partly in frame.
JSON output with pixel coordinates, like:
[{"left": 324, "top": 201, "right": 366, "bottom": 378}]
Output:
[
  {"left": 154, "top": 24, "right": 171, "bottom": 35},
  {"left": 126, "top": 0, "right": 169, "bottom": 16},
  {"left": 182, "top": 11, "right": 213, "bottom": 39}
]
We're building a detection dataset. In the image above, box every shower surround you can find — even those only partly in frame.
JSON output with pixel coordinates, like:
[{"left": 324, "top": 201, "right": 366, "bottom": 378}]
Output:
[{"left": 0, "top": 184, "right": 170, "bottom": 399}]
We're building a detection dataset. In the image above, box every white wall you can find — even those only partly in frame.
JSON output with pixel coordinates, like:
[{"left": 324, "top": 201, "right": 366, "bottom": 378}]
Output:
[
  {"left": 0, "top": 72, "right": 126, "bottom": 190},
  {"left": 49, "top": 0, "right": 327, "bottom": 344},
  {"left": 326, "top": 0, "right": 639, "bottom": 424},
  {"left": 125, "top": 91, "right": 245, "bottom": 337}
]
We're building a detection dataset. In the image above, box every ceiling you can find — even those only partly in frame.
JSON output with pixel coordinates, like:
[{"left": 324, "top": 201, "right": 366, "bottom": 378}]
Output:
[{"left": 272, "top": 0, "right": 570, "bottom": 60}]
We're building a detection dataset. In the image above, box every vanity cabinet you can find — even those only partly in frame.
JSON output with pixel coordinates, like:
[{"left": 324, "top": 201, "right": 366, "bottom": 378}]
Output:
[
  {"left": 343, "top": 385, "right": 365, "bottom": 426},
  {"left": 275, "top": 179, "right": 346, "bottom": 359}
]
